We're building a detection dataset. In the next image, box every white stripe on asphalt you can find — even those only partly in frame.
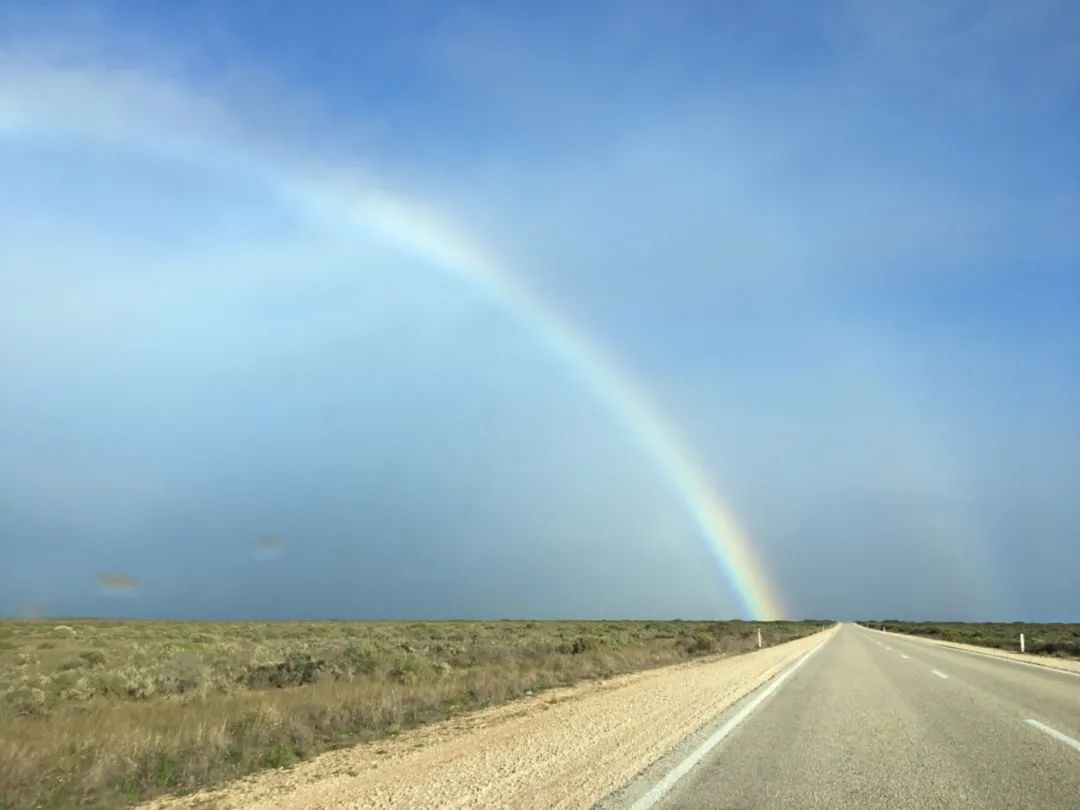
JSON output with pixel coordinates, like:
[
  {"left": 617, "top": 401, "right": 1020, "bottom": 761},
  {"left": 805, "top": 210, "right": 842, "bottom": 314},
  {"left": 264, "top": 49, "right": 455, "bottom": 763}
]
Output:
[
  {"left": 858, "top": 624, "right": 1080, "bottom": 679},
  {"left": 1026, "top": 720, "right": 1080, "bottom": 753},
  {"left": 938, "top": 645, "right": 1080, "bottom": 679},
  {"left": 629, "top": 633, "right": 834, "bottom": 810},
  {"left": 1023, "top": 721, "right": 1080, "bottom": 756},
  {"left": 932, "top": 670, "right": 949, "bottom": 679},
  {"left": 900, "top": 654, "right": 910, "bottom": 660}
]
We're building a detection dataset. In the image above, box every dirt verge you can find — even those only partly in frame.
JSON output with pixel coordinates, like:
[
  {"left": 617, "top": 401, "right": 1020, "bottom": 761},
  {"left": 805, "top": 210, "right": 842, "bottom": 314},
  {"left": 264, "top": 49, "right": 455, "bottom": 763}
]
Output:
[{"left": 143, "top": 627, "right": 835, "bottom": 809}]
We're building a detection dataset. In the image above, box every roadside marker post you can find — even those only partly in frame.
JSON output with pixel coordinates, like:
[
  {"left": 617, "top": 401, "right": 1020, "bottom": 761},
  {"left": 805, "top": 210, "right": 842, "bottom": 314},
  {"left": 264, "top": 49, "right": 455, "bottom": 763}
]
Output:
[
  {"left": 1020, "top": 633, "right": 1025, "bottom": 653},
  {"left": 757, "top": 628, "right": 762, "bottom": 649}
]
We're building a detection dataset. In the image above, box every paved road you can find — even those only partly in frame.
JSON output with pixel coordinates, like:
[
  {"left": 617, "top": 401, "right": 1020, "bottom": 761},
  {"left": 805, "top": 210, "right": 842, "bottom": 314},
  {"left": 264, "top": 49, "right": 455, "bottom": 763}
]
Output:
[{"left": 611, "top": 623, "right": 1080, "bottom": 809}]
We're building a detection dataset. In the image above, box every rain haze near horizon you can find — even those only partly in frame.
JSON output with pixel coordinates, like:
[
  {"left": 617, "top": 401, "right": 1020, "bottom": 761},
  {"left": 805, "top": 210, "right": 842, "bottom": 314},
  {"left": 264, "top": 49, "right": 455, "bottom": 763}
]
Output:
[{"left": 2, "top": 2, "right": 1078, "bottom": 623}]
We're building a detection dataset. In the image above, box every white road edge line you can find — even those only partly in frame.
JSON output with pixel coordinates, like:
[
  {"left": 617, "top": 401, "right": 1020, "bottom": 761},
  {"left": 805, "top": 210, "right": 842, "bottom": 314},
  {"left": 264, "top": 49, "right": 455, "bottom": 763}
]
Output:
[
  {"left": 932, "top": 669, "right": 949, "bottom": 679},
  {"left": 1026, "top": 719, "right": 1080, "bottom": 753},
  {"left": 857, "top": 624, "right": 1080, "bottom": 679},
  {"left": 628, "top": 632, "right": 834, "bottom": 810},
  {"left": 938, "top": 644, "right": 1080, "bottom": 678}
]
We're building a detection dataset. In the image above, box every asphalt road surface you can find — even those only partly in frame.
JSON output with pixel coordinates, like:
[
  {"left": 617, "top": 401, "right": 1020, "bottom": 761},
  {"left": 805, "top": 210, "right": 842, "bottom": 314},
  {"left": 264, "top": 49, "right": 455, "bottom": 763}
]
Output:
[{"left": 608, "top": 623, "right": 1080, "bottom": 809}]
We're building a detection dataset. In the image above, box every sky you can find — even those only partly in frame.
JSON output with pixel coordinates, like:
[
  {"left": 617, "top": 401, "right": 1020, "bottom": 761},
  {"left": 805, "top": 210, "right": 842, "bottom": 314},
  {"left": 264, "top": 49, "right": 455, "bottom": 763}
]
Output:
[{"left": 1, "top": 1, "right": 1078, "bottom": 621}]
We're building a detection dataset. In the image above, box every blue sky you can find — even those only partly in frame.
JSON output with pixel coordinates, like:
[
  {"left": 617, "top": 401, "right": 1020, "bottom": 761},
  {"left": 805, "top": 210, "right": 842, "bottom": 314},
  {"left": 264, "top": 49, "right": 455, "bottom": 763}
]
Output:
[{"left": 2, "top": 1, "right": 1078, "bottom": 620}]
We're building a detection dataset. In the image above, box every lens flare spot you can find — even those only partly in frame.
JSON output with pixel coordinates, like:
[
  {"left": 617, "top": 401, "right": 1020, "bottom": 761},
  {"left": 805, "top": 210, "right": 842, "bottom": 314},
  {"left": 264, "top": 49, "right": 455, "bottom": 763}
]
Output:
[
  {"left": 253, "top": 535, "right": 283, "bottom": 561},
  {"left": 97, "top": 573, "right": 139, "bottom": 596}
]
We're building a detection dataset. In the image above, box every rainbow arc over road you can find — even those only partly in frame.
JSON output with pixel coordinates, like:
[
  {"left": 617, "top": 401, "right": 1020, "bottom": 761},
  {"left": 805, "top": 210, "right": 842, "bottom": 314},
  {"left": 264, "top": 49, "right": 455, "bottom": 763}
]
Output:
[
  {"left": 298, "top": 182, "right": 787, "bottom": 620},
  {"left": 3, "top": 75, "right": 787, "bottom": 619}
]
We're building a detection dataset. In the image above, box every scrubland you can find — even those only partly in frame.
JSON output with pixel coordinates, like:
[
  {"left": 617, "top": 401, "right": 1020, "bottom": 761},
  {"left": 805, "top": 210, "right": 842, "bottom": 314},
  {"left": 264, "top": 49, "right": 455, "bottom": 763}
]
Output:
[
  {"left": 0, "top": 618, "right": 824, "bottom": 809},
  {"left": 857, "top": 620, "right": 1080, "bottom": 658}
]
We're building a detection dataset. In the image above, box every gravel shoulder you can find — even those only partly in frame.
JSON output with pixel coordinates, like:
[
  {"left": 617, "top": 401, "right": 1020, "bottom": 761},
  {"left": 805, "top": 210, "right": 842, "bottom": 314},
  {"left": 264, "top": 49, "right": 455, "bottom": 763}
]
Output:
[{"left": 143, "top": 627, "right": 835, "bottom": 810}]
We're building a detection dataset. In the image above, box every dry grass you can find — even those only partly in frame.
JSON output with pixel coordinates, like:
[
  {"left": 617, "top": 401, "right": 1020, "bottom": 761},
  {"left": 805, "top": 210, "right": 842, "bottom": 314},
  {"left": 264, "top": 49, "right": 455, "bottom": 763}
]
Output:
[{"left": 0, "top": 618, "right": 825, "bottom": 809}]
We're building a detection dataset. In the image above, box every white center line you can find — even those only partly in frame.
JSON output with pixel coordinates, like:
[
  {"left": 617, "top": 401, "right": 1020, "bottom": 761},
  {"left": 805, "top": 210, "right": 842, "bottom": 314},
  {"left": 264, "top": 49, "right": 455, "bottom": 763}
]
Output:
[
  {"left": 862, "top": 625, "right": 1080, "bottom": 679},
  {"left": 884, "top": 646, "right": 893, "bottom": 651},
  {"left": 1026, "top": 720, "right": 1080, "bottom": 753},
  {"left": 932, "top": 669, "right": 949, "bottom": 679},
  {"left": 900, "top": 654, "right": 910, "bottom": 660}
]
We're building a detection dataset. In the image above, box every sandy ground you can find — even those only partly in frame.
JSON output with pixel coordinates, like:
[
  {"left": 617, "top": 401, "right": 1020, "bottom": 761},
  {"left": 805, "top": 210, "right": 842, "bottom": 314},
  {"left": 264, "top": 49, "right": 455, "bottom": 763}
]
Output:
[
  {"left": 871, "top": 628, "right": 1080, "bottom": 676},
  {"left": 143, "top": 628, "right": 834, "bottom": 810}
]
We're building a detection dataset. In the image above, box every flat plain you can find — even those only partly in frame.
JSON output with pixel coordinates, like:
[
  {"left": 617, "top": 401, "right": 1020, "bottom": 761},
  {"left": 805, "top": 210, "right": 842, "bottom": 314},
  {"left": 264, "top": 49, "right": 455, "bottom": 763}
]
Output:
[{"left": 0, "top": 618, "right": 823, "bottom": 809}]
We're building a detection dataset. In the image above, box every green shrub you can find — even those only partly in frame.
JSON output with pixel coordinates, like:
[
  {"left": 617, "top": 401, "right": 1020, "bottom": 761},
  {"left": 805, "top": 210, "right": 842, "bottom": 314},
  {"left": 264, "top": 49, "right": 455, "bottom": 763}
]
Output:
[
  {"left": 5, "top": 686, "right": 46, "bottom": 716},
  {"left": 247, "top": 653, "right": 326, "bottom": 689},
  {"left": 679, "top": 634, "right": 715, "bottom": 655},
  {"left": 343, "top": 643, "right": 379, "bottom": 676},
  {"left": 79, "top": 650, "right": 106, "bottom": 666},
  {"left": 569, "top": 636, "right": 600, "bottom": 655},
  {"left": 388, "top": 653, "right": 430, "bottom": 685}
]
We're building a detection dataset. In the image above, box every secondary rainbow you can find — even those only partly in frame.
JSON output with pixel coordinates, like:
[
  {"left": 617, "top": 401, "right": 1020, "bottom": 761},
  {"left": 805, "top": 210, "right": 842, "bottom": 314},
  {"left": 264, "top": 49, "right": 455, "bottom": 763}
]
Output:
[{"left": 3, "top": 70, "right": 788, "bottom": 619}]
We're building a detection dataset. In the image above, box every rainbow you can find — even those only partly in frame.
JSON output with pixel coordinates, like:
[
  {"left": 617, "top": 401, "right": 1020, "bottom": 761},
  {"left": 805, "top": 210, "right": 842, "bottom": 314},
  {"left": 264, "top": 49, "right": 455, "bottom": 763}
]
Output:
[
  {"left": 2, "top": 70, "right": 787, "bottom": 619},
  {"left": 320, "top": 187, "right": 787, "bottom": 619}
]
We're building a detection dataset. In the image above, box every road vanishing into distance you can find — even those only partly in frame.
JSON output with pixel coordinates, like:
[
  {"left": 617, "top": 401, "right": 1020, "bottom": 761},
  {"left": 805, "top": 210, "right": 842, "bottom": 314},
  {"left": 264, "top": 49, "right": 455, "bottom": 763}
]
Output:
[{"left": 607, "top": 623, "right": 1080, "bottom": 810}]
